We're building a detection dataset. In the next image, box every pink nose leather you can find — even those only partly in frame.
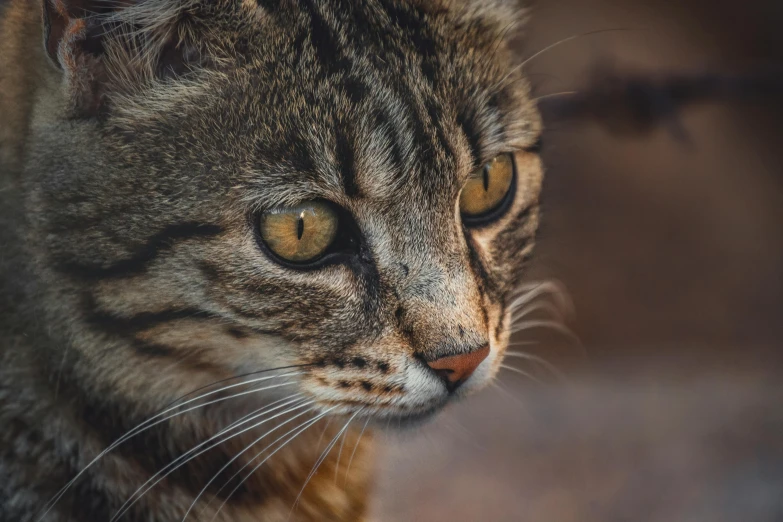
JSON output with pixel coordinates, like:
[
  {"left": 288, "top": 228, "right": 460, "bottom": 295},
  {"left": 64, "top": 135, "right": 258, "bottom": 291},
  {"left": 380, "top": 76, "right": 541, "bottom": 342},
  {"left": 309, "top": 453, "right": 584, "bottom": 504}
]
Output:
[{"left": 427, "top": 345, "right": 490, "bottom": 389}]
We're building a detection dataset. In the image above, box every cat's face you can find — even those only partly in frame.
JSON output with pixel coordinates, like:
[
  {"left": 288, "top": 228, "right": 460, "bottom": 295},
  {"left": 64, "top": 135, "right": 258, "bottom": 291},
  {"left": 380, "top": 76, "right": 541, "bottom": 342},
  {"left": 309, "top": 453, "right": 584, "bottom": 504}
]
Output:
[{"left": 30, "top": 0, "right": 541, "bottom": 425}]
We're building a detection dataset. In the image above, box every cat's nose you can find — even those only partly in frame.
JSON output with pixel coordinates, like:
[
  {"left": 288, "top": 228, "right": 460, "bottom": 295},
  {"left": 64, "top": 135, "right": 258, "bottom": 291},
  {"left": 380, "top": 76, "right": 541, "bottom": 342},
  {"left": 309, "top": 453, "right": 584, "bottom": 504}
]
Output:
[{"left": 426, "top": 345, "right": 490, "bottom": 392}]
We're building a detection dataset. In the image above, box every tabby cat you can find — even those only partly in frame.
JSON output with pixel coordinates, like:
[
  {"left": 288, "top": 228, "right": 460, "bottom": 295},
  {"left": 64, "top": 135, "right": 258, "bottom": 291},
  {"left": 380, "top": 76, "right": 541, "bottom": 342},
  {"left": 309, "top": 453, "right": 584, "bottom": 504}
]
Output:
[{"left": 0, "top": 0, "right": 543, "bottom": 520}]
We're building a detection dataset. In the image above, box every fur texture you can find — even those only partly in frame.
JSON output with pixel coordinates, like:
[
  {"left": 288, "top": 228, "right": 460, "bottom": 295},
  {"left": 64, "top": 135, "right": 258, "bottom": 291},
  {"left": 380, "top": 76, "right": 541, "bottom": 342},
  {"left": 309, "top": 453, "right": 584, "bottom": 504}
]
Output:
[{"left": 0, "top": 0, "right": 542, "bottom": 520}]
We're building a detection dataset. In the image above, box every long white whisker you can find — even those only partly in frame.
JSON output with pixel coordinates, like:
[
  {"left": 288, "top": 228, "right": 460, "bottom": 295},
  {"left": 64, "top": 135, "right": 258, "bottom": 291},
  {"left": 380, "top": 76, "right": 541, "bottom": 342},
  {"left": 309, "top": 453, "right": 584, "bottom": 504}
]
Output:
[
  {"left": 490, "top": 381, "right": 533, "bottom": 415},
  {"left": 111, "top": 393, "right": 306, "bottom": 519},
  {"left": 504, "top": 351, "right": 567, "bottom": 381},
  {"left": 111, "top": 397, "right": 312, "bottom": 522},
  {"left": 512, "top": 279, "right": 572, "bottom": 303},
  {"left": 509, "top": 280, "right": 573, "bottom": 317},
  {"left": 110, "top": 395, "right": 303, "bottom": 520},
  {"left": 344, "top": 417, "right": 370, "bottom": 486},
  {"left": 215, "top": 393, "right": 304, "bottom": 436},
  {"left": 521, "top": 33, "right": 599, "bottom": 68},
  {"left": 500, "top": 364, "right": 542, "bottom": 383},
  {"left": 492, "top": 28, "right": 629, "bottom": 93},
  {"left": 186, "top": 406, "right": 325, "bottom": 522},
  {"left": 510, "top": 319, "right": 581, "bottom": 343},
  {"left": 506, "top": 340, "right": 538, "bottom": 347},
  {"left": 334, "top": 420, "right": 351, "bottom": 483},
  {"left": 37, "top": 370, "right": 304, "bottom": 521},
  {"left": 206, "top": 407, "right": 338, "bottom": 522},
  {"left": 315, "top": 416, "right": 334, "bottom": 450},
  {"left": 291, "top": 410, "right": 362, "bottom": 517},
  {"left": 533, "top": 91, "right": 578, "bottom": 103},
  {"left": 511, "top": 300, "right": 566, "bottom": 323}
]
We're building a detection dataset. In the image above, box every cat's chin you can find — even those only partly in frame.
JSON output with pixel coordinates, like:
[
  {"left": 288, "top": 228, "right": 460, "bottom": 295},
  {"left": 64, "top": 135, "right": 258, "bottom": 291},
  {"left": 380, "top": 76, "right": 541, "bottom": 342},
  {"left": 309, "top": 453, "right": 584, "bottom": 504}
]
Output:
[
  {"left": 387, "top": 408, "right": 443, "bottom": 432},
  {"left": 370, "top": 406, "right": 443, "bottom": 432},
  {"left": 364, "top": 398, "right": 454, "bottom": 431}
]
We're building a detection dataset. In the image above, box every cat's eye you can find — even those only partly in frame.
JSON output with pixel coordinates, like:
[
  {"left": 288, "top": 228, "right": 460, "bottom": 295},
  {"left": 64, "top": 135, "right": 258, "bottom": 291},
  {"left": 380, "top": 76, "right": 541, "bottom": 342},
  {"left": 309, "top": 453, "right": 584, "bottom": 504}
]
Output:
[
  {"left": 459, "top": 153, "right": 516, "bottom": 225},
  {"left": 259, "top": 201, "right": 339, "bottom": 264}
]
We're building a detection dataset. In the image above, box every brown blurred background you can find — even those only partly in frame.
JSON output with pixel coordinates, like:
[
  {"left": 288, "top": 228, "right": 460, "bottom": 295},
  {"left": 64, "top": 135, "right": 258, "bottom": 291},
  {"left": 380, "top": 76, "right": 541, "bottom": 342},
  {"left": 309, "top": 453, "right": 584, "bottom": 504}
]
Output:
[{"left": 373, "top": 1, "right": 783, "bottom": 520}]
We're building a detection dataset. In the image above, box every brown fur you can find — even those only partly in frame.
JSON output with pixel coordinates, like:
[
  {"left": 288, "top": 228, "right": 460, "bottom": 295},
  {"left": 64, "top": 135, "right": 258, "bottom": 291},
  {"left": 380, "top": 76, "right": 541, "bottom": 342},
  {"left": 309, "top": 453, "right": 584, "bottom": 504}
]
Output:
[{"left": 0, "top": 1, "right": 542, "bottom": 520}]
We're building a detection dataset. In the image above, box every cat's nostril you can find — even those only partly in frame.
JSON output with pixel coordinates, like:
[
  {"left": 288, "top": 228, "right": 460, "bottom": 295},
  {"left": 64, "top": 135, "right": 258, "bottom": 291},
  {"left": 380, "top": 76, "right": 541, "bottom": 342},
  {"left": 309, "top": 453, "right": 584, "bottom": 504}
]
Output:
[{"left": 426, "top": 345, "right": 489, "bottom": 392}]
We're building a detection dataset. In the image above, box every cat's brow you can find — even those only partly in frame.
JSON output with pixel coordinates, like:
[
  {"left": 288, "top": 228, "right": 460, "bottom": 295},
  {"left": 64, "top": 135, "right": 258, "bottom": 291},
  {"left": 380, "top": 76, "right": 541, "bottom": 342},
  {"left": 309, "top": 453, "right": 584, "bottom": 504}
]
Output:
[{"left": 240, "top": 167, "right": 345, "bottom": 209}]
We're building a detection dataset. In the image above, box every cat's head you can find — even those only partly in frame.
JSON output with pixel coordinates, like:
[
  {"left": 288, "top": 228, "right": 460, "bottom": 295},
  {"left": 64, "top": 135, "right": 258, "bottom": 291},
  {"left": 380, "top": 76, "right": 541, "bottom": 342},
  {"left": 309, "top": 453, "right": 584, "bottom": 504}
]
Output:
[{"left": 27, "top": 0, "right": 542, "bottom": 425}]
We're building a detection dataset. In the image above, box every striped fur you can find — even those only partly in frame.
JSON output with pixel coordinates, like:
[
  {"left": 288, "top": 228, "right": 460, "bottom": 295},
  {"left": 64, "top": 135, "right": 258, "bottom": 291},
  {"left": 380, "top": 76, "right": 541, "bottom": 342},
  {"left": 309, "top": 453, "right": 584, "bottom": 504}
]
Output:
[{"left": 0, "top": 0, "right": 542, "bottom": 520}]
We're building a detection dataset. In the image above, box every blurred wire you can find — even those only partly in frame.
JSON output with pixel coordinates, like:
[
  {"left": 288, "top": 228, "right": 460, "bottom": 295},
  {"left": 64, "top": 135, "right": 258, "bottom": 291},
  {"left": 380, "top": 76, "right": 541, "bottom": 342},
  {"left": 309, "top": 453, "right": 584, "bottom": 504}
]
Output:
[{"left": 538, "top": 62, "right": 783, "bottom": 143}]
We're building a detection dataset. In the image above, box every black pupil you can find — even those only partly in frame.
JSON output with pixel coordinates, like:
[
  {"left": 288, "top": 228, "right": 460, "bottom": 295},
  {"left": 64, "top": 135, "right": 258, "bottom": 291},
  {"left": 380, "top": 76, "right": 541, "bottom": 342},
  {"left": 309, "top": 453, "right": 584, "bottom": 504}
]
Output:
[
  {"left": 296, "top": 216, "right": 304, "bottom": 240},
  {"left": 482, "top": 165, "right": 490, "bottom": 191}
]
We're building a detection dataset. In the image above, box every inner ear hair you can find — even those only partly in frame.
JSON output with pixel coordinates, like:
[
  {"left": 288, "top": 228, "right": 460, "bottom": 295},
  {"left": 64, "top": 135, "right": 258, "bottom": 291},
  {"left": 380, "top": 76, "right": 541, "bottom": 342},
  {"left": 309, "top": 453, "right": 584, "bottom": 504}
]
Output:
[
  {"left": 40, "top": 0, "right": 198, "bottom": 117},
  {"left": 42, "top": 0, "right": 124, "bottom": 67}
]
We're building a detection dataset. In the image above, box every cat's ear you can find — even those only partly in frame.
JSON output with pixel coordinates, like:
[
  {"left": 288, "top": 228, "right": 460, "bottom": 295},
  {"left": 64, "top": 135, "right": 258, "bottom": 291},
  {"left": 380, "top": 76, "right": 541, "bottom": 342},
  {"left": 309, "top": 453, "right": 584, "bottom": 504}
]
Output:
[
  {"left": 456, "top": 0, "right": 529, "bottom": 29},
  {"left": 424, "top": 0, "right": 529, "bottom": 41},
  {"left": 41, "top": 0, "right": 197, "bottom": 117}
]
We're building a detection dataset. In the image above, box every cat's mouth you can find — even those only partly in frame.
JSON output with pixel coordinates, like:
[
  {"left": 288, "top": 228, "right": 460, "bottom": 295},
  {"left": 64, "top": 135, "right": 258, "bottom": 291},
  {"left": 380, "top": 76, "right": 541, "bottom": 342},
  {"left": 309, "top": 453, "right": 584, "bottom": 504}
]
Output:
[
  {"left": 304, "top": 350, "right": 497, "bottom": 429},
  {"left": 293, "top": 342, "right": 500, "bottom": 434}
]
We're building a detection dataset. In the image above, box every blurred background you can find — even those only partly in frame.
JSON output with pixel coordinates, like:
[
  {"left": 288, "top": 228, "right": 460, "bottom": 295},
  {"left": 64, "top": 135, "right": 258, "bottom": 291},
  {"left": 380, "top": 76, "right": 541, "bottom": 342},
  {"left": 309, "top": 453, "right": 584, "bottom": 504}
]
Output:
[{"left": 373, "top": 0, "right": 783, "bottom": 520}]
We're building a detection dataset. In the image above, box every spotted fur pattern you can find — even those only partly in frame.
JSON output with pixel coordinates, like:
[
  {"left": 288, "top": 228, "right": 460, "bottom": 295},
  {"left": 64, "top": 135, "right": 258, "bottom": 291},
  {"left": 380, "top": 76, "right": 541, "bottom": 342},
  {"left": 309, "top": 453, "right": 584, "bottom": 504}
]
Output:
[{"left": 0, "top": 0, "right": 542, "bottom": 520}]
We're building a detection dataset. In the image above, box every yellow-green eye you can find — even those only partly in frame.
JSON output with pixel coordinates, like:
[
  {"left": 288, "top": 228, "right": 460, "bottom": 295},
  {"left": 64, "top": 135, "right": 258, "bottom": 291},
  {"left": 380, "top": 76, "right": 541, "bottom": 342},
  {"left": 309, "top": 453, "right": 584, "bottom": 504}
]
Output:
[
  {"left": 460, "top": 153, "right": 515, "bottom": 222},
  {"left": 259, "top": 201, "right": 339, "bottom": 263}
]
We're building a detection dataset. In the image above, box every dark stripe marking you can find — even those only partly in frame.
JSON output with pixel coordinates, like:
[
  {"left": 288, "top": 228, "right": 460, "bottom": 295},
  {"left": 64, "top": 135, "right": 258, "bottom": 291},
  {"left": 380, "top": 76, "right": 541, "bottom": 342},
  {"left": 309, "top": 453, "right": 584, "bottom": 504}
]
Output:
[
  {"left": 335, "top": 125, "right": 359, "bottom": 197},
  {"left": 378, "top": 0, "right": 437, "bottom": 59},
  {"left": 343, "top": 75, "right": 369, "bottom": 107},
  {"left": 55, "top": 222, "right": 223, "bottom": 280},
  {"left": 526, "top": 135, "right": 543, "bottom": 154},
  {"left": 86, "top": 304, "right": 219, "bottom": 337},
  {"left": 372, "top": 106, "right": 406, "bottom": 178},
  {"left": 131, "top": 340, "right": 176, "bottom": 358},
  {"left": 300, "top": 0, "right": 350, "bottom": 76},
  {"left": 425, "top": 98, "right": 457, "bottom": 161},
  {"left": 457, "top": 108, "right": 483, "bottom": 167},
  {"left": 464, "top": 231, "right": 497, "bottom": 299}
]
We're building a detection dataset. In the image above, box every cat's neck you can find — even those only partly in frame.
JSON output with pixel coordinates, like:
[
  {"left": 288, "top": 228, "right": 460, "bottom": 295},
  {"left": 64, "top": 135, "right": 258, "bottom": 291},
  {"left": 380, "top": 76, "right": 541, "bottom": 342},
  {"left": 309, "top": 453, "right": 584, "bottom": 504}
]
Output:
[{"left": 0, "top": 340, "right": 374, "bottom": 521}]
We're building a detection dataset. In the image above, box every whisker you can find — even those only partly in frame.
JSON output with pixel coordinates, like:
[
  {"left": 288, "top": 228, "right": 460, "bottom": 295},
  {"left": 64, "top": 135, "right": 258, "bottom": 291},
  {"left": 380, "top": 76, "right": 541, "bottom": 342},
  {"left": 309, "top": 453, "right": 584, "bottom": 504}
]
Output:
[
  {"left": 315, "top": 416, "right": 334, "bottom": 451},
  {"left": 533, "top": 91, "right": 578, "bottom": 103},
  {"left": 334, "top": 420, "right": 351, "bottom": 483},
  {"left": 215, "top": 393, "right": 304, "bottom": 435},
  {"left": 147, "top": 371, "right": 303, "bottom": 425},
  {"left": 510, "top": 319, "right": 581, "bottom": 344},
  {"left": 187, "top": 406, "right": 328, "bottom": 521},
  {"left": 344, "top": 417, "right": 370, "bottom": 486},
  {"left": 492, "top": 28, "right": 629, "bottom": 93},
  {"left": 36, "top": 368, "right": 306, "bottom": 521},
  {"left": 505, "top": 351, "right": 567, "bottom": 381},
  {"left": 162, "top": 364, "right": 313, "bottom": 410},
  {"left": 111, "top": 396, "right": 312, "bottom": 521},
  {"left": 520, "top": 29, "right": 629, "bottom": 69},
  {"left": 110, "top": 395, "right": 306, "bottom": 519},
  {"left": 500, "top": 364, "right": 542, "bottom": 383},
  {"left": 290, "top": 410, "right": 363, "bottom": 518},
  {"left": 490, "top": 381, "right": 534, "bottom": 417},
  {"left": 509, "top": 280, "right": 574, "bottom": 318},
  {"left": 205, "top": 407, "right": 338, "bottom": 522},
  {"left": 506, "top": 340, "right": 538, "bottom": 346},
  {"left": 511, "top": 299, "right": 566, "bottom": 323}
]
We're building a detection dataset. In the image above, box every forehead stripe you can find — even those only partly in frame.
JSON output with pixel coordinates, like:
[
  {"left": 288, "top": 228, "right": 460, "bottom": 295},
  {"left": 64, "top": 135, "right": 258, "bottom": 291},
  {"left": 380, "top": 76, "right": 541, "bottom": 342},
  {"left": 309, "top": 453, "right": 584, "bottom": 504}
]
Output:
[
  {"left": 336, "top": 125, "right": 359, "bottom": 197},
  {"left": 299, "top": 0, "right": 343, "bottom": 76},
  {"left": 457, "top": 107, "right": 482, "bottom": 167}
]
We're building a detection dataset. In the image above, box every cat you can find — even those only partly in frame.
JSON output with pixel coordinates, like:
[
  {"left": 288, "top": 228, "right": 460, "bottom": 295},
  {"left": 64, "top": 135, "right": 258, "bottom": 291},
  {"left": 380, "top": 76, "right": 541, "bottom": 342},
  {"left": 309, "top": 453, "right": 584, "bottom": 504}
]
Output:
[{"left": 0, "top": 0, "right": 543, "bottom": 520}]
